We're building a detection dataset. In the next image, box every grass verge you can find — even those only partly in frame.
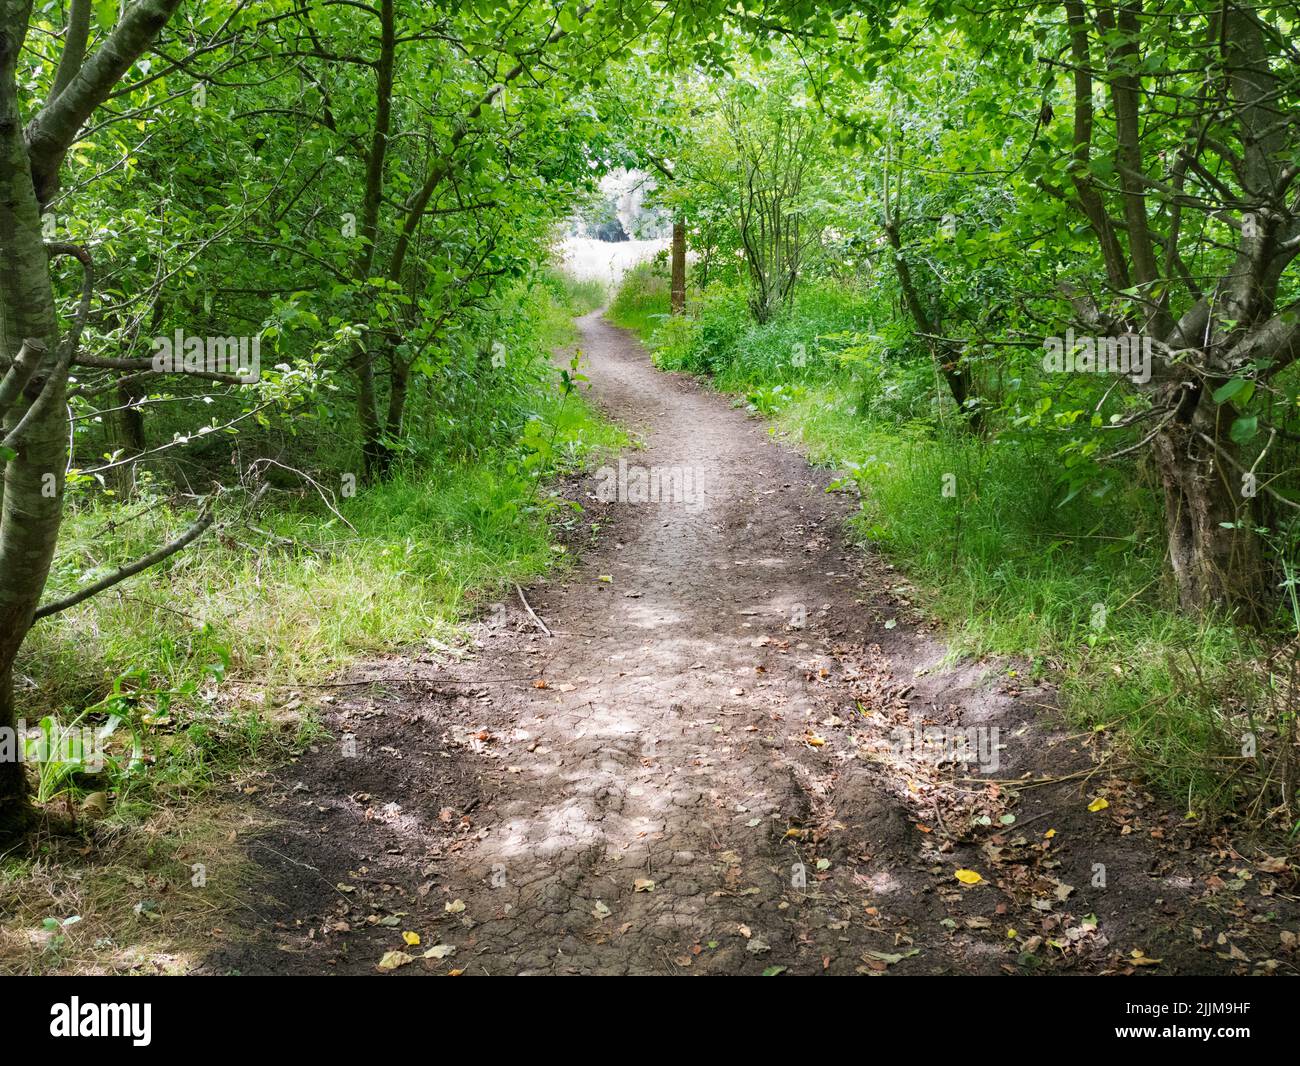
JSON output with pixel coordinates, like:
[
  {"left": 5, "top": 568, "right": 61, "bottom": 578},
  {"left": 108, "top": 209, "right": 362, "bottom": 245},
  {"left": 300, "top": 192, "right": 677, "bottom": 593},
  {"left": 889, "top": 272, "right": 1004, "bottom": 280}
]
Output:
[
  {"left": 0, "top": 273, "right": 626, "bottom": 974},
  {"left": 611, "top": 264, "right": 1291, "bottom": 833}
]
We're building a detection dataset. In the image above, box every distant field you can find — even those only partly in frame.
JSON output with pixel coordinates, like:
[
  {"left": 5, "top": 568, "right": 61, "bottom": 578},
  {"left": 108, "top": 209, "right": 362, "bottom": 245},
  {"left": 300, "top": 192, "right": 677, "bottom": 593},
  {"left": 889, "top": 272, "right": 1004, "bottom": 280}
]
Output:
[{"left": 556, "top": 236, "right": 668, "bottom": 289}]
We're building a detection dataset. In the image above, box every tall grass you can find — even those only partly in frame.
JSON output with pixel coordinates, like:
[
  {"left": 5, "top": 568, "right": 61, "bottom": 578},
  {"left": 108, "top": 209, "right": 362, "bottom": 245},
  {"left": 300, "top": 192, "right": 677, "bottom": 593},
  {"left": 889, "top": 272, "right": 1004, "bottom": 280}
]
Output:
[
  {"left": 2, "top": 268, "right": 628, "bottom": 974},
  {"left": 20, "top": 273, "right": 626, "bottom": 808},
  {"left": 607, "top": 261, "right": 670, "bottom": 336},
  {"left": 612, "top": 266, "right": 1279, "bottom": 826}
]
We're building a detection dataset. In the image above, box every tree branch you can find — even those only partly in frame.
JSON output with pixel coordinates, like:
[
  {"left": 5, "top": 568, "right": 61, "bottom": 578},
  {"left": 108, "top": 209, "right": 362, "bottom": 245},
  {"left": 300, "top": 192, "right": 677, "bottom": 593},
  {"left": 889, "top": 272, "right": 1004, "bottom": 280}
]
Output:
[{"left": 32, "top": 502, "right": 215, "bottom": 621}]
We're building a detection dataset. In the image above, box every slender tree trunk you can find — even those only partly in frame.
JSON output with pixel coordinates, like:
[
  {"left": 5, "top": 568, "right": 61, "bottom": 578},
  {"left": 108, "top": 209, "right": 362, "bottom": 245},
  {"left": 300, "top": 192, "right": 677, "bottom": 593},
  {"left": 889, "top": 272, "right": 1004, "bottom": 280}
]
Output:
[
  {"left": 882, "top": 219, "right": 981, "bottom": 431},
  {"left": 377, "top": 356, "right": 410, "bottom": 479},
  {"left": 0, "top": 19, "right": 64, "bottom": 834},
  {"left": 350, "top": 0, "right": 394, "bottom": 483},
  {"left": 670, "top": 218, "right": 686, "bottom": 315},
  {"left": 1151, "top": 399, "right": 1265, "bottom": 622},
  {"left": 109, "top": 378, "right": 146, "bottom": 495},
  {"left": 0, "top": 0, "right": 183, "bottom": 836}
]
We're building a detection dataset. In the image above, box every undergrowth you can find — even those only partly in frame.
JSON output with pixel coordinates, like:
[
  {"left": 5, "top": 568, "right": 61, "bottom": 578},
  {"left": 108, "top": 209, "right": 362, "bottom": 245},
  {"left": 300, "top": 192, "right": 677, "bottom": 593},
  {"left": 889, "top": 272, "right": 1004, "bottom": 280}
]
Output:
[{"left": 611, "top": 262, "right": 1295, "bottom": 834}]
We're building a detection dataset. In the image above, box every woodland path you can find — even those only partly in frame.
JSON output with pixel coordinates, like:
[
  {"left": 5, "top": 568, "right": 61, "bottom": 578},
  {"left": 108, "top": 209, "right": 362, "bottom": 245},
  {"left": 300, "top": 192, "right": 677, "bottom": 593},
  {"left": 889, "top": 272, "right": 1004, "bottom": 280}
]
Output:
[{"left": 210, "top": 311, "right": 1296, "bottom": 976}]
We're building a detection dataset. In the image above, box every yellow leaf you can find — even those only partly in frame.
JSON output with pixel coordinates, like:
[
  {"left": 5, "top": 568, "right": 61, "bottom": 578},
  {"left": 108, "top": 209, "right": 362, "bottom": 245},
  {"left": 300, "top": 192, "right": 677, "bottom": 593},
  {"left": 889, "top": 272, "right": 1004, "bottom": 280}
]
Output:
[
  {"left": 1087, "top": 797, "right": 1109, "bottom": 812},
  {"left": 955, "top": 869, "right": 983, "bottom": 885},
  {"left": 1129, "top": 949, "right": 1162, "bottom": 966},
  {"left": 598, "top": 575, "right": 613, "bottom": 582},
  {"left": 402, "top": 931, "right": 420, "bottom": 946},
  {"left": 376, "top": 950, "right": 414, "bottom": 972},
  {"left": 1006, "top": 928, "right": 1017, "bottom": 938},
  {"left": 805, "top": 734, "right": 826, "bottom": 747},
  {"left": 1044, "top": 828, "right": 1056, "bottom": 838}
]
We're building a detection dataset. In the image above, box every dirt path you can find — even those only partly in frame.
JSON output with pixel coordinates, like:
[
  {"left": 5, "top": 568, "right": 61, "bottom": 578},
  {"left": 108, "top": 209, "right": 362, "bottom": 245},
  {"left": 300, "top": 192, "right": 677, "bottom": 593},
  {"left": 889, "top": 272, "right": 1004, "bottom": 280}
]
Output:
[{"left": 209, "top": 311, "right": 1298, "bottom": 976}]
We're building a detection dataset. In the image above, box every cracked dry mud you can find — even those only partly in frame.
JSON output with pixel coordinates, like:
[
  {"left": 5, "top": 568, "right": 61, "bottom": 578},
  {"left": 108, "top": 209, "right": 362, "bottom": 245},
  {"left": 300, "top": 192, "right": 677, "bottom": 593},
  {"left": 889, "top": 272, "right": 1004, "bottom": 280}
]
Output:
[{"left": 210, "top": 310, "right": 1299, "bottom": 976}]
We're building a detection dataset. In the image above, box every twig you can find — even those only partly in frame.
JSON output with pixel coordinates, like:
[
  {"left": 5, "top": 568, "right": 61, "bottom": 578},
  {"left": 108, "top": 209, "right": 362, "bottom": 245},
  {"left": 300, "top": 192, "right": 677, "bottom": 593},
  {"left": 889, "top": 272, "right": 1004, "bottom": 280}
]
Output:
[
  {"left": 222, "top": 675, "right": 538, "bottom": 688},
  {"left": 246, "top": 458, "right": 356, "bottom": 532},
  {"left": 1195, "top": 430, "right": 1300, "bottom": 511},
  {"left": 514, "top": 581, "right": 552, "bottom": 637},
  {"left": 32, "top": 501, "right": 215, "bottom": 620}
]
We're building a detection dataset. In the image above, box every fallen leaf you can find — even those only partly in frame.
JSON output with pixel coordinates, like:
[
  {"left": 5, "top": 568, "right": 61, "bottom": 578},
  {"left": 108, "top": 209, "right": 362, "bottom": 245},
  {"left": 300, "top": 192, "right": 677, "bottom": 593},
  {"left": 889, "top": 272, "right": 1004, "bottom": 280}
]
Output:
[
  {"left": 954, "top": 869, "right": 984, "bottom": 885},
  {"left": 402, "top": 931, "right": 421, "bottom": 946},
  {"left": 423, "top": 944, "right": 456, "bottom": 960},
  {"left": 376, "top": 951, "right": 414, "bottom": 972},
  {"left": 1087, "top": 797, "right": 1109, "bottom": 812},
  {"left": 863, "top": 948, "right": 919, "bottom": 966},
  {"left": 81, "top": 791, "right": 109, "bottom": 819},
  {"left": 1129, "top": 949, "right": 1162, "bottom": 966}
]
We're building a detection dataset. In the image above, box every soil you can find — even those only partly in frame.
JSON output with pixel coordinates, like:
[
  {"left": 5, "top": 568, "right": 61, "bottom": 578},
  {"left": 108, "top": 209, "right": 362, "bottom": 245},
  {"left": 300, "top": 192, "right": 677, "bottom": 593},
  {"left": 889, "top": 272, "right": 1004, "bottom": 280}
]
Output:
[{"left": 205, "top": 311, "right": 1300, "bottom": 976}]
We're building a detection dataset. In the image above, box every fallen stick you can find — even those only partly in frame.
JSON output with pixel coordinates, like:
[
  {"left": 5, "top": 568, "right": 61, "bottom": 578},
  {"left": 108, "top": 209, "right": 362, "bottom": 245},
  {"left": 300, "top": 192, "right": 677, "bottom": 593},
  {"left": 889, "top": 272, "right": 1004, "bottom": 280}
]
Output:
[
  {"left": 515, "top": 581, "right": 553, "bottom": 637},
  {"left": 224, "top": 675, "right": 537, "bottom": 688}
]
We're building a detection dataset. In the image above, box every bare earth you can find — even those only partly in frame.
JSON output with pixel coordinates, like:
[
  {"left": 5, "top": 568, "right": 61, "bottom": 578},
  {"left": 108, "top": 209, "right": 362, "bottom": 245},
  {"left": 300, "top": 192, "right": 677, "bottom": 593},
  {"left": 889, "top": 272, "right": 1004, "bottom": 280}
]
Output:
[{"left": 209, "top": 311, "right": 1299, "bottom": 976}]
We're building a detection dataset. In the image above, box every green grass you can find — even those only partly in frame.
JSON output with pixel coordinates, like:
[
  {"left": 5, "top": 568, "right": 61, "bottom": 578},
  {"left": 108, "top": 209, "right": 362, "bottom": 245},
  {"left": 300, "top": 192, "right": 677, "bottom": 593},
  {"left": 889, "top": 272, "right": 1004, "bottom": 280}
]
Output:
[
  {"left": 607, "top": 261, "right": 671, "bottom": 337},
  {"left": 562, "top": 277, "right": 607, "bottom": 316},
  {"left": 612, "top": 267, "right": 1277, "bottom": 827},
  {"left": 3, "top": 267, "right": 628, "bottom": 974},
  {"left": 19, "top": 277, "right": 627, "bottom": 815}
]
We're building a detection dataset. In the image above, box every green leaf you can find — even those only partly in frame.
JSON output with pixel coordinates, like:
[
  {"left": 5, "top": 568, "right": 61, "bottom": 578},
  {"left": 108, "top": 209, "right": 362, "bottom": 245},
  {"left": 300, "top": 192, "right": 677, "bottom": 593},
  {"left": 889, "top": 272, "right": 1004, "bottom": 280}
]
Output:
[
  {"left": 1229, "top": 416, "right": 1259, "bottom": 445},
  {"left": 1211, "top": 378, "right": 1249, "bottom": 404}
]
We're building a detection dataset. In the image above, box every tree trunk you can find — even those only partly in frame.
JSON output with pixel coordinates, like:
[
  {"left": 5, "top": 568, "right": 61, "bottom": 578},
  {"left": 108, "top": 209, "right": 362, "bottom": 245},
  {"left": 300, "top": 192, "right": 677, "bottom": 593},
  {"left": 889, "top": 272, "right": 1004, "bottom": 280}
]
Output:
[
  {"left": 1151, "top": 410, "right": 1265, "bottom": 622},
  {"left": 0, "top": 0, "right": 184, "bottom": 838},
  {"left": 110, "top": 378, "right": 146, "bottom": 495},
  {"left": 375, "top": 355, "right": 410, "bottom": 479},
  {"left": 0, "top": 666, "right": 29, "bottom": 838},
  {"left": 670, "top": 218, "right": 686, "bottom": 315},
  {"left": 0, "top": 33, "right": 64, "bottom": 836},
  {"left": 882, "top": 220, "right": 981, "bottom": 432}
]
